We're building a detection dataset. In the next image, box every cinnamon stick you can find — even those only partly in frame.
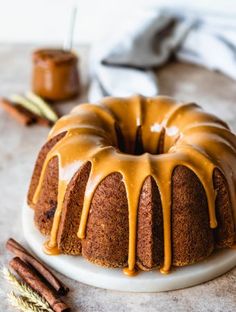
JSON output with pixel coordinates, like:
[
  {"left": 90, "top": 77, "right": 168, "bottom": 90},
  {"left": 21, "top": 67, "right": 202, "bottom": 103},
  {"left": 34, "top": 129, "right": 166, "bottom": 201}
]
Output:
[
  {"left": 35, "top": 114, "right": 54, "bottom": 127},
  {"left": 10, "top": 257, "right": 70, "bottom": 312},
  {"left": 0, "top": 97, "right": 35, "bottom": 125},
  {"left": 6, "top": 238, "right": 69, "bottom": 296},
  {"left": 0, "top": 97, "right": 53, "bottom": 127}
]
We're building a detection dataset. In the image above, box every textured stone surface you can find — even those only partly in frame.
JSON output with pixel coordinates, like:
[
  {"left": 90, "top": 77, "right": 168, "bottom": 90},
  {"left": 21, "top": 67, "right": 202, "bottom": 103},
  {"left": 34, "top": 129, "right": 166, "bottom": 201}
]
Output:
[{"left": 0, "top": 44, "right": 235, "bottom": 312}]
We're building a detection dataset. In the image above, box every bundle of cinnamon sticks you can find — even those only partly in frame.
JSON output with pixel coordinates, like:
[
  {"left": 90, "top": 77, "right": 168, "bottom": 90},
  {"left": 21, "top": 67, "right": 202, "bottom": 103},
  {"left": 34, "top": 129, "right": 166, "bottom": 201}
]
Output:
[
  {"left": 0, "top": 92, "right": 59, "bottom": 127},
  {"left": 5, "top": 238, "right": 71, "bottom": 312}
]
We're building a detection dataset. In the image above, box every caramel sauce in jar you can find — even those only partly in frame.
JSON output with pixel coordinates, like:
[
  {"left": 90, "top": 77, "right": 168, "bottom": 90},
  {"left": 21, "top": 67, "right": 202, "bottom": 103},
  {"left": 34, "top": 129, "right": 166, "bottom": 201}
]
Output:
[{"left": 32, "top": 48, "right": 80, "bottom": 101}]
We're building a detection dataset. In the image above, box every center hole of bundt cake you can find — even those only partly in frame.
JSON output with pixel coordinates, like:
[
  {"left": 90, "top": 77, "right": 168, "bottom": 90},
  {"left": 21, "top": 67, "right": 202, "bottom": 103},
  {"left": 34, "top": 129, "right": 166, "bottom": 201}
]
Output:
[{"left": 116, "top": 124, "right": 176, "bottom": 156}]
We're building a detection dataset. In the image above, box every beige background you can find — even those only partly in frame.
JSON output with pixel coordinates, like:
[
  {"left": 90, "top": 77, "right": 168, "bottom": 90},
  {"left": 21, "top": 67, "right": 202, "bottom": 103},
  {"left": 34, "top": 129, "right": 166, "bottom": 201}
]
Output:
[{"left": 0, "top": 44, "right": 235, "bottom": 311}]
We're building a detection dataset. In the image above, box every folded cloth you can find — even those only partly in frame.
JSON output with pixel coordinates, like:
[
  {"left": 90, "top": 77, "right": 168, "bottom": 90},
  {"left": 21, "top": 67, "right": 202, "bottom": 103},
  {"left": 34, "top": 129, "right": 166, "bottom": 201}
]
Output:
[{"left": 88, "top": 9, "right": 236, "bottom": 102}]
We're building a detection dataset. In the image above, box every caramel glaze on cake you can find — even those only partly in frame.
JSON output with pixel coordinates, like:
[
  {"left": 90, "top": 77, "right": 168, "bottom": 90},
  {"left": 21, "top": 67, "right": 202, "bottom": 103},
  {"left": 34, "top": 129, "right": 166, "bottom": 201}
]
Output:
[{"left": 27, "top": 95, "right": 236, "bottom": 275}]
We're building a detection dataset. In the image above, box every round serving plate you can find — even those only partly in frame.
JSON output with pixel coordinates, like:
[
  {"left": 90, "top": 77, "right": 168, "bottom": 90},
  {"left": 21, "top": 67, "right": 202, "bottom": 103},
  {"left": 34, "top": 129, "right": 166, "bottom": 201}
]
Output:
[{"left": 22, "top": 202, "right": 236, "bottom": 292}]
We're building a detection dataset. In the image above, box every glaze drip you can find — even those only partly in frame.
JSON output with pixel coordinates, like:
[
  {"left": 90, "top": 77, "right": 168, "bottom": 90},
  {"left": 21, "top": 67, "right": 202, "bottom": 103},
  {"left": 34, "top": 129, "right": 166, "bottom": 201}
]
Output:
[{"left": 32, "top": 95, "right": 236, "bottom": 274}]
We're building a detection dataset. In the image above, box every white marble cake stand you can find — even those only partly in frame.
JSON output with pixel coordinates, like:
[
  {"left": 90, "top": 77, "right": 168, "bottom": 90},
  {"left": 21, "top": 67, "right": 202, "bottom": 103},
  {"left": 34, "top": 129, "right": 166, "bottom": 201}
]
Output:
[{"left": 22, "top": 202, "right": 236, "bottom": 292}]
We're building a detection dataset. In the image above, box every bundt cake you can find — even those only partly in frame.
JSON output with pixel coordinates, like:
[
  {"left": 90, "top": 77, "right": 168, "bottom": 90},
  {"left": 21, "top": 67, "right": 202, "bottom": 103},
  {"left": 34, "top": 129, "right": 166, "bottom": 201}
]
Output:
[{"left": 27, "top": 95, "right": 236, "bottom": 276}]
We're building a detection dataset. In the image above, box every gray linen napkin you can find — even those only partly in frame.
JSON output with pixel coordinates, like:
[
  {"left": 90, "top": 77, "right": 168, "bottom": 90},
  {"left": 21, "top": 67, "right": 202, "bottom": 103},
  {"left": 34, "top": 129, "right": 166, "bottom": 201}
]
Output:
[{"left": 88, "top": 10, "right": 236, "bottom": 102}]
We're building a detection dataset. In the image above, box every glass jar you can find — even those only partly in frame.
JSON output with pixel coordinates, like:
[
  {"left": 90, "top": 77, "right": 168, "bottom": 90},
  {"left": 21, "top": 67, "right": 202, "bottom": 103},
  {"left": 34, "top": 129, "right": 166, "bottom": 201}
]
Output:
[{"left": 32, "top": 49, "right": 80, "bottom": 101}]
